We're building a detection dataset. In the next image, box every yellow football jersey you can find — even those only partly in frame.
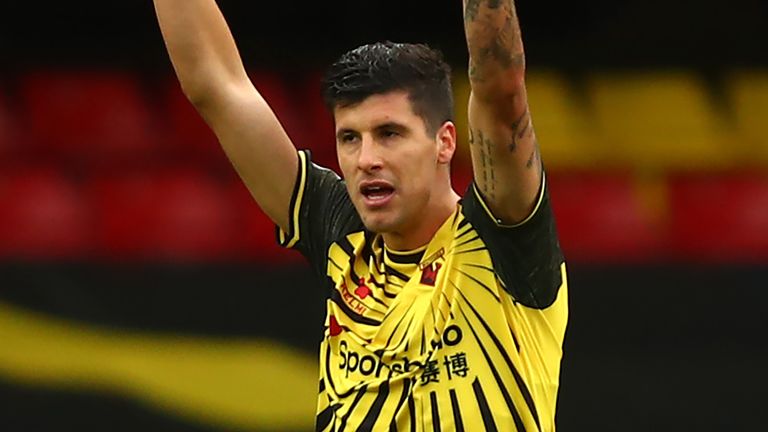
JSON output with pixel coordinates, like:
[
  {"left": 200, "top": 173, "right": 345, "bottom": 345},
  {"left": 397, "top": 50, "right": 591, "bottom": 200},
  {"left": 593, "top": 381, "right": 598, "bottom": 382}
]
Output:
[{"left": 279, "top": 151, "right": 568, "bottom": 431}]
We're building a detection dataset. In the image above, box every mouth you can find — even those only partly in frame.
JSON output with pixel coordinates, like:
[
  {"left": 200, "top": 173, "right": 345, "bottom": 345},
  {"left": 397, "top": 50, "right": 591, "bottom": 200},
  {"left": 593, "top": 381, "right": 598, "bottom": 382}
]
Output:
[{"left": 359, "top": 181, "right": 395, "bottom": 208}]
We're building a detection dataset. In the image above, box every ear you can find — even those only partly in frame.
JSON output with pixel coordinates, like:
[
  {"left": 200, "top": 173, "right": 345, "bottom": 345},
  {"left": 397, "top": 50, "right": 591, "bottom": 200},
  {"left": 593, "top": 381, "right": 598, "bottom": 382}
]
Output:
[{"left": 435, "top": 121, "right": 457, "bottom": 165}]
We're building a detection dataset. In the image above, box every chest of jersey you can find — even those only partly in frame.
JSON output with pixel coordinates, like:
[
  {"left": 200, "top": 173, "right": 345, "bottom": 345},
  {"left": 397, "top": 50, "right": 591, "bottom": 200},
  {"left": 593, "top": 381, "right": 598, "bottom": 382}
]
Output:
[
  {"left": 322, "top": 217, "right": 515, "bottom": 389},
  {"left": 315, "top": 212, "right": 567, "bottom": 431}
]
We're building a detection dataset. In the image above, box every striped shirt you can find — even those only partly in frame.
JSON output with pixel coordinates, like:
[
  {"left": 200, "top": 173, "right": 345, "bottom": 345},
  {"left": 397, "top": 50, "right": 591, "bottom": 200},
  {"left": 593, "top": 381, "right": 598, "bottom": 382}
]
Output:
[{"left": 279, "top": 150, "right": 568, "bottom": 431}]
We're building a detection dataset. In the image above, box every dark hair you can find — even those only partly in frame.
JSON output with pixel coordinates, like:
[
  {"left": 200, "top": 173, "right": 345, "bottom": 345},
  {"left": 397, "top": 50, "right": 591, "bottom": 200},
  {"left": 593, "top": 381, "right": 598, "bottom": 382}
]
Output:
[{"left": 322, "top": 42, "right": 454, "bottom": 135}]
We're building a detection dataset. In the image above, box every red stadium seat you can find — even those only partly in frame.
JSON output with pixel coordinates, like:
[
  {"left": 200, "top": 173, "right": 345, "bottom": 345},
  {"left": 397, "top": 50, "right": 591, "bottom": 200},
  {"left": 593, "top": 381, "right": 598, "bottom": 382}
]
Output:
[
  {"left": 163, "top": 71, "right": 337, "bottom": 173},
  {"left": 20, "top": 72, "right": 158, "bottom": 170},
  {"left": 163, "top": 79, "right": 229, "bottom": 169},
  {"left": 297, "top": 71, "right": 338, "bottom": 169},
  {"left": 249, "top": 70, "right": 311, "bottom": 150},
  {"left": 548, "top": 172, "right": 667, "bottom": 263},
  {"left": 163, "top": 71, "right": 313, "bottom": 173},
  {"left": 229, "top": 180, "right": 303, "bottom": 263},
  {"left": 0, "top": 169, "right": 92, "bottom": 259},
  {"left": 668, "top": 173, "right": 768, "bottom": 262},
  {"left": 0, "top": 91, "right": 17, "bottom": 164},
  {"left": 90, "top": 170, "right": 238, "bottom": 261}
]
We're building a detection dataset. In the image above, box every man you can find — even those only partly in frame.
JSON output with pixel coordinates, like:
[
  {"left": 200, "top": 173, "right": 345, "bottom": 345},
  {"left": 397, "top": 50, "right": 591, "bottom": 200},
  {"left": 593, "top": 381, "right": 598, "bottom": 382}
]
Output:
[{"left": 154, "top": 1, "right": 568, "bottom": 430}]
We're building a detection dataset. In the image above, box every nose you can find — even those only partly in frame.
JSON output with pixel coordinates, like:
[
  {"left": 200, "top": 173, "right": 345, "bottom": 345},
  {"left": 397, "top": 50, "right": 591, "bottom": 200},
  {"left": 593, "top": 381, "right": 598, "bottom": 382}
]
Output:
[{"left": 357, "top": 135, "right": 383, "bottom": 173}]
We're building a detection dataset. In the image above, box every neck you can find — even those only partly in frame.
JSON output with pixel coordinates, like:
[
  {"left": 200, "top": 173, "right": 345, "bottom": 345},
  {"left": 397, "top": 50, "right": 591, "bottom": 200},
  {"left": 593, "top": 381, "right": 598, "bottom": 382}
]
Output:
[{"left": 383, "top": 188, "right": 460, "bottom": 251}]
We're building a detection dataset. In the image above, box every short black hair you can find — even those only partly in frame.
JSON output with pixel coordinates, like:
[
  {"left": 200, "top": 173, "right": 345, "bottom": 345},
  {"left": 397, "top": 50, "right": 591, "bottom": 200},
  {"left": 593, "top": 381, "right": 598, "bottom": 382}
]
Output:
[{"left": 322, "top": 42, "right": 454, "bottom": 135}]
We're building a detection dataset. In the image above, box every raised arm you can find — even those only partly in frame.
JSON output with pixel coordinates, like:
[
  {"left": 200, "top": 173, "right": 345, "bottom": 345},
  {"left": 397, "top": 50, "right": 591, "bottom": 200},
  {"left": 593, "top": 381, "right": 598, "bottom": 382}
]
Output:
[
  {"left": 153, "top": 0, "right": 298, "bottom": 231},
  {"left": 463, "top": 0, "right": 541, "bottom": 224}
]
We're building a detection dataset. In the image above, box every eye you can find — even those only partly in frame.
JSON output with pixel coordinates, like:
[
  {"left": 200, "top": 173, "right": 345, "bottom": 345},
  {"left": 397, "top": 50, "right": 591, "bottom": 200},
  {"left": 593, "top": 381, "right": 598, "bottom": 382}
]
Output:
[
  {"left": 339, "top": 132, "right": 359, "bottom": 144},
  {"left": 382, "top": 129, "right": 400, "bottom": 139}
]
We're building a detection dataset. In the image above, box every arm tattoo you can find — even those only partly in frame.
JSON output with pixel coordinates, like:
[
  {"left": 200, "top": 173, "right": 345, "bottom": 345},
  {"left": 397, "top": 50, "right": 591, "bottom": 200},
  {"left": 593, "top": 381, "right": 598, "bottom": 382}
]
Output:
[
  {"left": 465, "top": 1, "right": 542, "bottom": 215},
  {"left": 525, "top": 145, "right": 539, "bottom": 170},
  {"left": 483, "top": 15, "right": 524, "bottom": 70},
  {"left": 469, "top": 127, "right": 497, "bottom": 201},
  {"left": 509, "top": 108, "right": 533, "bottom": 152},
  {"left": 464, "top": 1, "right": 525, "bottom": 76},
  {"left": 465, "top": 0, "right": 503, "bottom": 21}
]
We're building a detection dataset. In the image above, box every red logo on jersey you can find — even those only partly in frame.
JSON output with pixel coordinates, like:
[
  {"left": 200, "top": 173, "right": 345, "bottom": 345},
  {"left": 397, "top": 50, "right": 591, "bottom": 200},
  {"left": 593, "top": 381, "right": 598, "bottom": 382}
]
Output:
[
  {"left": 420, "top": 263, "right": 442, "bottom": 286},
  {"left": 340, "top": 282, "right": 368, "bottom": 314},
  {"left": 329, "top": 315, "right": 343, "bottom": 336},
  {"left": 354, "top": 277, "right": 371, "bottom": 299}
]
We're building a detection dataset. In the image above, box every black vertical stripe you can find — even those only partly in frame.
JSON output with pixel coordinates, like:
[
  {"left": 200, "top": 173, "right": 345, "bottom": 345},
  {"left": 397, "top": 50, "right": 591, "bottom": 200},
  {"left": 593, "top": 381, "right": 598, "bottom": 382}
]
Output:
[
  {"left": 338, "top": 384, "right": 368, "bottom": 432},
  {"left": 472, "top": 378, "right": 498, "bottom": 432},
  {"left": 340, "top": 236, "right": 365, "bottom": 286},
  {"left": 430, "top": 391, "right": 442, "bottom": 432},
  {"left": 361, "top": 231, "right": 376, "bottom": 263},
  {"left": 510, "top": 326, "right": 521, "bottom": 352},
  {"left": 358, "top": 381, "right": 390, "bottom": 431},
  {"left": 318, "top": 379, "right": 325, "bottom": 394},
  {"left": 316, "top": 405, "right": 334, "bottom": 432},
  {"left": 408, "top": 394, "right": 416, "bottom": 432},
  {"left": 389, "top": 378, "right": 413, "bottom": 431},
  {"left": 338, "top": 236, "right": 357, "bottom": 260},
  {"left": 439, "top": 290, "right": 452, "bottom": 312},
  {"left": 507, "top": 359, "right": 538, "bottom": 428},
  {"left": 463, "top": 308, "right": 527, "bottom": 431},
  {"left": 459, "top": 291, "right": 541, "bottom": 430},
  {"left": 324, "top": 344, "right": 338, "bottom": 398},
  {"left": 449, "top": 389, "right": 465, "bottom": 432}
]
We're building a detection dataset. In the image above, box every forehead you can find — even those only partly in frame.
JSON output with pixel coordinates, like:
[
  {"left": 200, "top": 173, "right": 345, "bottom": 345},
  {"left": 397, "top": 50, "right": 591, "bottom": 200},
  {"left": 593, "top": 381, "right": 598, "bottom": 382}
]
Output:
[{"left": 333, "top": 91, "right": 422, "bottom": 131}]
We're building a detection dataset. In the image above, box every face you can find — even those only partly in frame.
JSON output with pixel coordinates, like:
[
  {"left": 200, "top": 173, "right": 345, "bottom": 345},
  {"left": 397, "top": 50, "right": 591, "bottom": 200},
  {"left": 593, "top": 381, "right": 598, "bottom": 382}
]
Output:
[{"left": 334, "top": 91, "right": 455, "bottom": 237}]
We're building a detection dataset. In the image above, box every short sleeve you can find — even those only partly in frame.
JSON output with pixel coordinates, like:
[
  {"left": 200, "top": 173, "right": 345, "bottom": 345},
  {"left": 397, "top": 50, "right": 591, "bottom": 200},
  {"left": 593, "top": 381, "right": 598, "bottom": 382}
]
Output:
[
  {"left": 277, "top": 150, "right": 363, "bottom": 276},
  {"left": 460, "top": 173, "right": 565, "bottom": 309}
]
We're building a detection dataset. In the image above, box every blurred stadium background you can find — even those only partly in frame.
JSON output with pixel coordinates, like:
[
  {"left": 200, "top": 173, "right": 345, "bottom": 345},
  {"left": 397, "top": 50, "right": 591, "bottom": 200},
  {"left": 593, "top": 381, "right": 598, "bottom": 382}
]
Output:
[{"left": 0, "top": 1, "right": 766, "bottom": 431}]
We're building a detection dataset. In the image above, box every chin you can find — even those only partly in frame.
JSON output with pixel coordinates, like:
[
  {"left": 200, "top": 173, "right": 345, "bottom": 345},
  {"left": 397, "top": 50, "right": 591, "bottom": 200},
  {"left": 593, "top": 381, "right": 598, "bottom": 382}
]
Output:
[
  {"left": 361, "top": 213, "right": 399, "bottom": 234},
  {"left": 361, "top": 218, "right": 391, "bottom": 234}
]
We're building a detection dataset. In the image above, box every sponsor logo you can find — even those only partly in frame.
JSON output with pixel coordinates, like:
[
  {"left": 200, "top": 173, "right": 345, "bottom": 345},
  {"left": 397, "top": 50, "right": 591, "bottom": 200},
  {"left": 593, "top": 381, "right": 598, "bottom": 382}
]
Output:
[{"left": 337, "top": 324, "right": 464, "bottom": 379}]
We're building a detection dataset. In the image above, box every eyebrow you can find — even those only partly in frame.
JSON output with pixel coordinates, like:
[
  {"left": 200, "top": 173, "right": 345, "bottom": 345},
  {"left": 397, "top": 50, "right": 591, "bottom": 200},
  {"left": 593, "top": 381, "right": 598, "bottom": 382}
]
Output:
[
  {"left": 373, "top": 122, "right": 409, "bottom": 134},
  {"left": 336, "top": 122, "right": 409, "bottom": 140}
]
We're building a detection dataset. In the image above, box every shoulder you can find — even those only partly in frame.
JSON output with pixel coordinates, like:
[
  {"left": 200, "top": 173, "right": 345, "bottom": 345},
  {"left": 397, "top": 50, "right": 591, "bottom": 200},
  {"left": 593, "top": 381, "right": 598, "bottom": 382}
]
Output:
[
  {"left": 279, "top": 150, "right": 364, "bottom": 268},
  {"left": 456, "top": 176, "right": 565, "bottom": 309}
]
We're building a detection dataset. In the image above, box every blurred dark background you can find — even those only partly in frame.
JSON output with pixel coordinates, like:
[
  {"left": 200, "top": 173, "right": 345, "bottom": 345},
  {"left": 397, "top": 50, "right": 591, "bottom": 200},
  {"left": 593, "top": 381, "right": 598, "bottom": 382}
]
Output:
[
  {"left": 0, "top": 1, "right": 767, "bottom": 431},
  {"left": 1, "top": 1, "right": 767, "bottom": 70}
]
